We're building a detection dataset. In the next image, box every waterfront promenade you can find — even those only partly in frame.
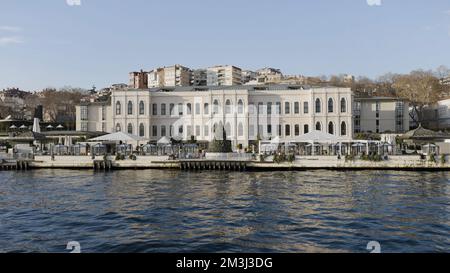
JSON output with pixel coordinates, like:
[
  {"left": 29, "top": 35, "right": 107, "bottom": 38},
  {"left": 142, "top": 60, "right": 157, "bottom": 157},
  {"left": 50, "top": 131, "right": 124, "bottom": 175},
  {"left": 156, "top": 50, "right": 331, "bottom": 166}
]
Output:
[{"left": 6, "top": 154, "right": 448, "bottom": 171}]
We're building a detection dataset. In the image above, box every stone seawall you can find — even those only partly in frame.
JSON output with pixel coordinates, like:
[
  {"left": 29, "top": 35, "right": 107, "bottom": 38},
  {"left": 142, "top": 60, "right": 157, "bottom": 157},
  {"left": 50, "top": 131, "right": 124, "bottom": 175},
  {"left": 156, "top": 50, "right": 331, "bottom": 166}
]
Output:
[{"left": 28, "top": 155, "right": 450, "bottom": 170}]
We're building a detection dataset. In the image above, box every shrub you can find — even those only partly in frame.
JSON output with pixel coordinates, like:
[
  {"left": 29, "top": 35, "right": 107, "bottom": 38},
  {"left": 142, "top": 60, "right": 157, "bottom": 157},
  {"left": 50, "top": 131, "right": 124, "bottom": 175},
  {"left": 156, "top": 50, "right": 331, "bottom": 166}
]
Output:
[
  {"left": 441, "top": 155, "right": 447, "bottom": 164},
  {"left": 429, "top": 154, "right": 436, "bottom": 163},
  {"left": 345, "top": 154, "right": 355, "bottom": 162}
]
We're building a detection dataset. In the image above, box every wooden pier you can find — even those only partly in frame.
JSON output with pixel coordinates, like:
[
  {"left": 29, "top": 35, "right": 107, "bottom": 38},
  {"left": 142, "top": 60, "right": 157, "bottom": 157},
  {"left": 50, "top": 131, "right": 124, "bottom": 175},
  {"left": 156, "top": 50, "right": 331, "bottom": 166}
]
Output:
[
  {"left": 0, "top": 159, "right": 31, "bottom": 171},
  {"left": 93, "top": 160, "right": 113, "bottom": 171},
  {"left": 180, "top": 160, "right": 248, "bottom": 171}
]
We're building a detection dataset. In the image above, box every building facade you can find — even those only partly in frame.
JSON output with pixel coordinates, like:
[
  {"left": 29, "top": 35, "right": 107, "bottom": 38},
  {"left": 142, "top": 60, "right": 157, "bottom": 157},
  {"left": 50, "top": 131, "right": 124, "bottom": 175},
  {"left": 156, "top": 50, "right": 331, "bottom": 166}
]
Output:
[
  {"left": 129, "top": 70, "right": 148, "bottom": 89},
  {"left": 207, "top": 65, "right": 242, "bottom": 86},
  {"left": 353, "top": 97, "right": 410, "bottom": 134},
  {"left": 77, "top": 85, "right": 354, "bottom": 148},
  {"left": 148, "top": 65, "right": 192, "bottom": 88},
  {"left": 76, "top": 100, "right": 112, "bottom": 133}
]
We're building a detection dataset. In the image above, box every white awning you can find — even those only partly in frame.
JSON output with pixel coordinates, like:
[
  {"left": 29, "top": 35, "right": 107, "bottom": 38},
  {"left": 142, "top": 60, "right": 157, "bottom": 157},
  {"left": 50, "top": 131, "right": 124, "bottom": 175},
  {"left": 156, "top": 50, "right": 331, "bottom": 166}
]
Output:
[
  {"left": 89, "top": 132, "right": 148, "bottom": 142},
  {"left": 292, "top": 131, "right": 349, "bottom": 143},
  {"left": 157, "top": 136, "right": 172, "bottom": 145}
]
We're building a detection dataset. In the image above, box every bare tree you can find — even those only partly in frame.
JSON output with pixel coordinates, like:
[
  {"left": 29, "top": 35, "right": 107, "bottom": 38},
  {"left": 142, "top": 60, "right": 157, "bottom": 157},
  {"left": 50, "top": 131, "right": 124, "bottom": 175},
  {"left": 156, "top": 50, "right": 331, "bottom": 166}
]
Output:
[
  {"left": 393, "top": 70, "right": 442, "bottom": 123},
  {"left": 435, "top": 65, "right": 450, "bottom": 79}
]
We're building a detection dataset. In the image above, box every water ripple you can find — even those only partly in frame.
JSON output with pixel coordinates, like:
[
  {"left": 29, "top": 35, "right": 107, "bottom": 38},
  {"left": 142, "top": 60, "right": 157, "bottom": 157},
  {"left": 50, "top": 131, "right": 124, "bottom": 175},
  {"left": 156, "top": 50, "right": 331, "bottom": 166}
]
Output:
[{"left": 0, "top": 169, "right": 449, "bottom": 253}]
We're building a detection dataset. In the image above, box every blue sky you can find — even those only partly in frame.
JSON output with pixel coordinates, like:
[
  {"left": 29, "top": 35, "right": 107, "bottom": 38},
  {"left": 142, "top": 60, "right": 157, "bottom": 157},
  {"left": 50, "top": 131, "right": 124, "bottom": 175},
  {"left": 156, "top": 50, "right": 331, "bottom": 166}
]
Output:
[{"left": 0, "top": 0, "right": 449, "bottom": 91}]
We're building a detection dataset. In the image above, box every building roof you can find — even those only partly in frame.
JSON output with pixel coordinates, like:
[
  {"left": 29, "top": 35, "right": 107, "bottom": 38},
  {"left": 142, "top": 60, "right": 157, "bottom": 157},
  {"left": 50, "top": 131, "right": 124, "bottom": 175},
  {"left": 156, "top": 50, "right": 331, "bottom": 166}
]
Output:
[
  {"left": 401, "top": 125, "right": 449, "bottom": 140},
  {"left": 126, "top": 84, "right": 348, "bottom": 93}
]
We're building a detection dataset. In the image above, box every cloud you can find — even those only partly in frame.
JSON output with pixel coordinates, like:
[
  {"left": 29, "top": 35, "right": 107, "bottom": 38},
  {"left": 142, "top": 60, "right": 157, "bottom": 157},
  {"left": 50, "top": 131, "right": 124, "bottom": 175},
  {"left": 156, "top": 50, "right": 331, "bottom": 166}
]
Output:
[
  {"left": 0, "top": 36, "right": 24, "bottom": 46},
  {"left": 367, "top": 0, "right": 382, "bottom": 6},
  {"left": 0, "top": 26, "right": 22, "bottom": 32},
  {"left": 66, "top": 0, "right": 81, "bottom": 6}
]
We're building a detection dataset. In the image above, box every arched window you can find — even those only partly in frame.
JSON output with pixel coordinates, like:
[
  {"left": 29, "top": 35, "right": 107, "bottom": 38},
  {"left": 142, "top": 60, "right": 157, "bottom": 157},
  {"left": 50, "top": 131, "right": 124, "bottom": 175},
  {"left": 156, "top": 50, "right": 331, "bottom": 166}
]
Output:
[
  {"left": 128, "top": 101, "right": 133, "bottom": 115},
  {"left": 213, "top": 100, "right": 219, "bottom": 114},
  {"left": 187, "top": 103, "right": 192, "bottom": 115},
  {"left": 285, "top": 124, "right": 291, "bottom": 136},
  {"left": 139, "top": 123, "right": 145, "bottom": 137},
  {"left": 304, "top": 124, "right": 309, "bottom": 134},
  {"left": 238, "top": 99, "right": 244, "bottom": 114},
  {"left": 204, "top": 103, "right": 209, "bottom": 115},
  {"left": 315, "top": 98, "right": 321, "bottom": 113},
  {"left": 116, "top": 123, "right": 122, "bottom": 132},
  {"left": 328, "top": 98, "right": 334, "bottom": 113},
  {"left": 139, "top": 101, "right": 145, "bottom": 115},
  {"left": 127, "top": 123, "right": 133, "bottom": 134},
  {"left": 116, "top": 101, "right": 121, "bottom": 115},
  {"left": 328, "top": 122, "right": 334, "bottom": 135},
  {"left": 238, "top": 122, "right": 244, "bottom": 137},
  {"left": 316, "top": 122, "right": 322, "bottom": 131},
  {"left": 341, "top": 122, "right": 347, "bottom": 136},
  {"left": 341, "top": 98, "right": 347, "bottom": 113},
  {"left": 225, "top": 99, "right": 231, "bottom": 114},
  {"left": 225, "top": 122, "right": 231, "bottom": 138}
]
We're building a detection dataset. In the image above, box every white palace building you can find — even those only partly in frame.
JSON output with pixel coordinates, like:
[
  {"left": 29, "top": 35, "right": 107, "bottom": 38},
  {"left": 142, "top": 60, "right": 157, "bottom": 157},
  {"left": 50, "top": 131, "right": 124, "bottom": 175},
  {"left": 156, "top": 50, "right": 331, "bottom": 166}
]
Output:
[{"left": 76, "top": 85, "right": 409, "bottom": 148}]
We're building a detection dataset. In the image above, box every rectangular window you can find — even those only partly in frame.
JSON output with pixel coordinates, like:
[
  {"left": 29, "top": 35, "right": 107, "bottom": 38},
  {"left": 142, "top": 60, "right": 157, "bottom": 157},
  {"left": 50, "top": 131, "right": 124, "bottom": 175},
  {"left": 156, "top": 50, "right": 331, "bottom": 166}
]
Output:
[
  {"left": 249, "top": 125, "right": 255, "bottom": 137},
  {"left": 161, "top": 126, "right": 166, "bottom": 137},
  {"left": 170, "top": 104, "right": 175, "bottom": 116},
  {"left": 248, "top": 103, "right": 255, "bottom": 115},
  {"left": 285, "top": 102, "right": 290, "bottom": 115},
  {"left": 80, "top": 106, "right": 88, "bottom": 121},
  {"left": 204, "top": 125, "right": 209, "bottom": 137},
  {"left": 276, "top": 102, "right": 281, "bottom": 114},
  {"left": 295, "top": 124, "right": 300, "bottom": 136},
  {"left": 161, "top": 104, "right": 166, "bottom": 116},
  {"left": 81, "top": 123, "right": 88, "bottom": 132},
  {"left": 178, "top": 103, "right": 183, "bottom": 116},
  {"left": 196, "top": 125, "right": 201, "bottom": 136},
  {"left": 204, "top": 103, "right": 209, "bottom": 115},
  {"left": 267, "top": 124, "right": 272, "bottom": 135},
  {"left": 187, "top": 125, "right": 192, "bottom": 137},
  {"left": 304, "top": 102, "right": 309, "bottom": 114},
  {"left": 294, "top": 102, "right": 300, "bottom": 114},
  {"left": 195, "top": 103, "right": 200, "bottom": 115},
  {"left": 152, "top": 126, "right": 158, "bottom": 137},
  {"left": 102, "top": 105, "right": 106, "bottom": 121},
  {"left": 152, "top": 104, "right": 158, "bottom": 116},
  {"left": 258, "top": 125, "right": 264, "bottom": 136},
  {"left": 267, "top": 102, "right": 273, "bottom": 115},
  {"left": 258, "top": 102, "right": 264, "bottom": 115}
]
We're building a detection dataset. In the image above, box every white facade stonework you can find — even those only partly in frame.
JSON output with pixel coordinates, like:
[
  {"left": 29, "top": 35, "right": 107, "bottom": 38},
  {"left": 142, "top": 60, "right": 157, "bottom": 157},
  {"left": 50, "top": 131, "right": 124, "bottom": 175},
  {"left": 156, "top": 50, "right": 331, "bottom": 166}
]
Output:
[{"left": 78, "top": 85, "right": 354, "bottom": 148}]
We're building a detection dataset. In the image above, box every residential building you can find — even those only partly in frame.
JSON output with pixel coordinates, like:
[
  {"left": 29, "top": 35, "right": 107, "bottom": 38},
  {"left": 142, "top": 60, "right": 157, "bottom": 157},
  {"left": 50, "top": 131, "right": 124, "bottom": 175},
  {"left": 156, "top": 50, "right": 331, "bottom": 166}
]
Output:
[
  {"left": 207, "top": 65, "right": 242, "bottom": 86},
  {"left": 440, "top": 76, "right": 450, "bottom": 86},
  {"left": 422, "top": 98, "right": 450, "bottom": 130},
  {"left": 129, "top": 70, "right": 148, "bottom": 89},
  {"left": 148, "top": 65, "right": 192, "bottom": 88},
  {"left": 192, "top": 69, "right": 207, "bottom": 86},
  {"left": 77, "top": 85, "right": 353, "bottom": 148},
  {"left": 343, "top": 74, "right": 355, "bottom": 83},
  {"left": 76, "top": 98, "right": 112, "bottom": 133},
  {"left": 241, "top": 70, "right": 258, "bottom": 84},
  {"left": 353, "top": 97, "right": 410, "bottom": 134}
]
